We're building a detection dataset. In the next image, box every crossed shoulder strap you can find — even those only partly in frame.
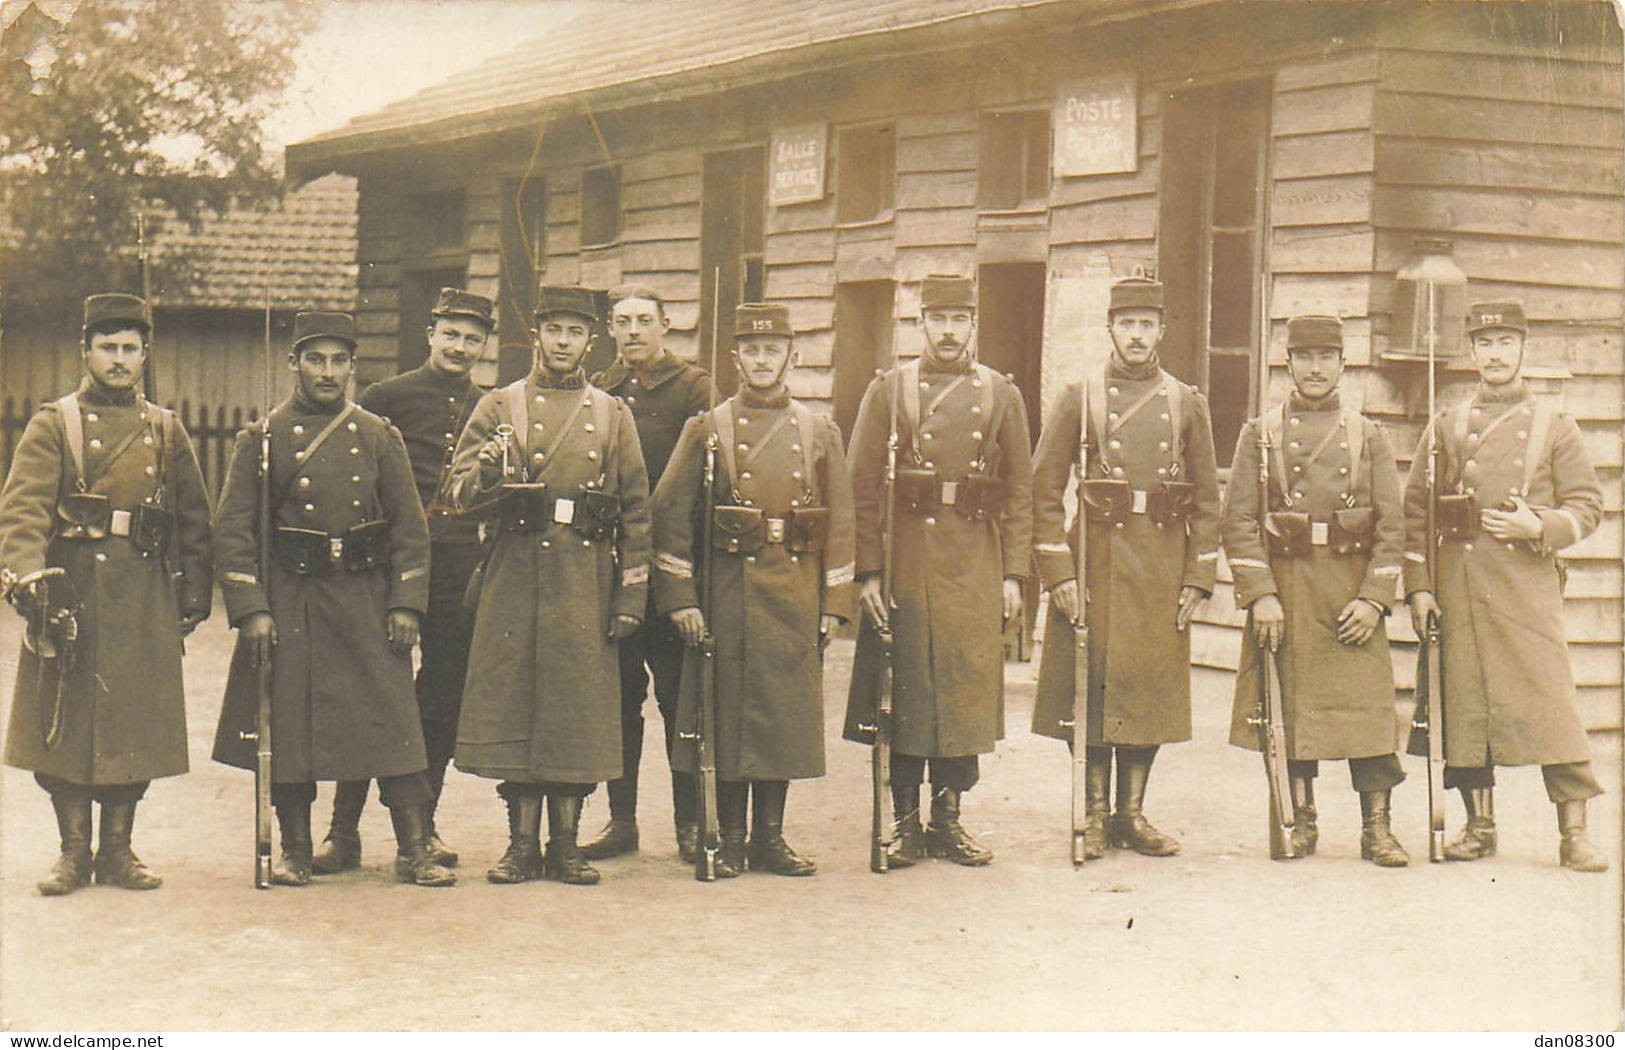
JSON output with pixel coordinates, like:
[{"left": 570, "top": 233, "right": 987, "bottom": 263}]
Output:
[
  {"left": 1263, "top": 403, "right": 1367, "bottom": 501},
  {"left": 57, "top": 394, "right": 86, "bottom": 489}
]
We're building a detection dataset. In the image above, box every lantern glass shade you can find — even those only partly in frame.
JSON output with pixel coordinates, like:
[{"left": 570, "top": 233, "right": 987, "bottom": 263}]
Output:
[{"left": 1388, "top": 237, "right": 1468, "bottom": 362}]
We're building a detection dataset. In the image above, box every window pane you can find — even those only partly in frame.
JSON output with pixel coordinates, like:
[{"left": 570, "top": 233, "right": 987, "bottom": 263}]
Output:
[
  {"left": 1208, "top": 352, "right": 1249, "bottom": 468},
  {"left": 838, "top": 125, "right": 894, "bottom": 222},
  {"left": 1211, "top": 116, "right": 1259, "bottom": 228},
  {"left": 1024, "top": 110, "right": 1051, "bottom": 203},
  {"left": 979, "top": 112, "right": 1022, "bottom": 210},
  {"left": 581, "top": 165, "right": 621, "bottom": 247},
  {"left": 1208, "top": 231, "right": 1255, "bottom": 349}
]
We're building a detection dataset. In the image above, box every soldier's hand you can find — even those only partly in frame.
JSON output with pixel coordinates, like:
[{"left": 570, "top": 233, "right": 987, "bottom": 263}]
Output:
[
  {"left": 241, "top": 612, "right": 277, "bottom": 668},
  {"left": 1001, "top": 578, "right": 1023, "bottom": 627},
  {"left": 610, "top": 614, "right": 640, "bottom": 640},
  {"left": 1481, "top": 495, "right": 1542, "bottom": 542},
  {"left": 859, "top": 576, "right": 888, "bottom": 631},
  {"left": 1050, "top": 579, "right": 1080, "bottom": 624},
  {"left": 1175, "top": 585, "right": 1206, "bottom": 633},
  {"left": 476, "top": 438, "right": 508, "bottom": 483},
  {"left": 671, "top": 606, "right": 706, "bottom": 648},
  {"left": 1337, "top": 598, "right": 1381, "bottom": 647},
  {"left": 179, "top": 610, "right": 207, "bottom": 637},
  {"left": 1251, "top": 594, "right": 1285, "bottom": 651},
  {"left": 818, "top": 613, "right": 840, "bottom": 652},
  {"left": 1408, "top": 590, "right": 1441, "bottom": 639},
  {"left": 387, "top": 608, "right": 421, "bottom": 654}
]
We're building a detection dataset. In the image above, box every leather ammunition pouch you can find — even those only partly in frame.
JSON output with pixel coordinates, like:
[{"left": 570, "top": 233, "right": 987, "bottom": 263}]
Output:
[
  {"left": 1081, "top": 479, "right": 1134, "bottom": 523},
  {"left": 131, "top": 501, "right": 176, "bottom": 558},
  {"left": 1330, "top": 507, "right": 1376, "bottom": 556},
  {"left": 273, "top": 523, "right": 390, "bottom": 576},
  {"left": 1437, "top": 493, "right": 1478, "bottom": 540},
  {"left": 568, "top": 489, "right": 622, "bottom": 540},
  {"left": 712, "top": 506, "right": 766, "bottom": 554},
  {"left": 1265, "top": 512, "right": 1313, "bottom": 558},
  {"left": 496, "top": 483, "right": 551, "bottom": 531},
  {"left": 55, "top": 492, "right": 112, "bottom": 540},
  {"left": 1147, "top": 481, "right": 1197, "bottom": 527},
  {"left": 785, "top": 507, "right": 829, "bottom": 553},
  {"left": 896, "top": 468, "right": 939, "bottom": 514},
  {"left": 953, "top": 472, "right": 1008, "bottom": 522}
]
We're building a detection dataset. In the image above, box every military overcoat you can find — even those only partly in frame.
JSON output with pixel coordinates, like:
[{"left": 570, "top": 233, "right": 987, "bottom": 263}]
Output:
[
  {"left": 359, "top": 363, "right": 484, "bottom": 543},
  {"left": 653, "top": 388, "right": 855, "bottom": 781},
  {"left": 1030, "top": 357, "right": 1222, "bottom": 747},
  {"left": 842, "top": 357, "right": 1034, "bottom": 758},
  {"left": 447, "top": 369, "right": 651, "bottom": 784},
  {"left": 1401, "top": 381, "right": 1601, "bottom": 768},
  {"left": 2, "top": 381, "right": 212, "bottom": 785},
  {"left": 212, "top": 393, "right": 431, "bottom": 782},
  {"left": 1222, "top": 393, "right": 1404, "bottom": 759}
]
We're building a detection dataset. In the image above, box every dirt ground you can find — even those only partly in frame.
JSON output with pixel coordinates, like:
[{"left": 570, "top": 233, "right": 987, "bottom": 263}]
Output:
[{"left": 0, "top": 610, "right": 1619, "bottom": 1032}]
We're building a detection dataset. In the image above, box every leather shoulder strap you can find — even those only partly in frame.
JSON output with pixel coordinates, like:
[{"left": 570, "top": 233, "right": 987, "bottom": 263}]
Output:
[
  {"left": 791, "top": 400, "right": 818, "bottom": 497},
  {"left": 503, "top": 380, "right": 529, "bottom": 458},
  {"left": 592, "top": 389, "right": 616, "bottom": 482},
  {"left": 1264, "top": 403, "right": 1288, "bottom": 499},
  {"left": 1086, "top": 365, "right": 1109, "bottom": 463},
  {"left": 714, "top": 402, "right": 739, "bottom": 490},
  {"left": 1344, "top": 408, "right": 1365, "bottom": 498},
  {"left": 1522, "top": 400, "right": 1556, "bottom": 498},
  {"left": 1163, "top": 372, "right": 1185, "bottom": 469},
  {"left": 57, "top": 394, "right": 85, "bottom": 487},
  {"left": 899, "top": 360, "right": 922, "bottom": 454}
]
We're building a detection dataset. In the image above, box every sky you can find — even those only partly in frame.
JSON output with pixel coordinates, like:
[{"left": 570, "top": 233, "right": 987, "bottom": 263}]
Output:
[{"left": 265, "top": 0, "right": 589, "bottom": 148}]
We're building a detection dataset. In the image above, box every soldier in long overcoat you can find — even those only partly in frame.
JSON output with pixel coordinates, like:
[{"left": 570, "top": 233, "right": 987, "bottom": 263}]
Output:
[
  {"left": 1030, "top": 277, "right": 1221, "bottom": 860},
  {"left": 654, "top": 302, "right": 855, "bottom": 877},
  {"left": 583, "top": 284, "right": 712, "bottom": 865},
  {"left": 448, "top": 285, "right": 652, "bottom": 886},
  {"left": 1404, "top": 300, "right": 1607, "bottom": 872},
  {"left": 1221, "top": 315, "right": 1408, "bottom": 866},
  {"left": 308, "top": 287, "right": 495, "bottom": 875},
  {"left": 844, "top": 274, "right": 1034, "bottom": 868},
  {"left": 213, "top": 311, "right": 453, "bottom": 888},
  {"left": 1, "top": 294, "right": 212, "bottom": 895}
]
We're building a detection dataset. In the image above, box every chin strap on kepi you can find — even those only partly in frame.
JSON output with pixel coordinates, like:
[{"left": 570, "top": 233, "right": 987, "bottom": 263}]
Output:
[{"left": 11, "top": 568, "right": 81, "bottom": 752}]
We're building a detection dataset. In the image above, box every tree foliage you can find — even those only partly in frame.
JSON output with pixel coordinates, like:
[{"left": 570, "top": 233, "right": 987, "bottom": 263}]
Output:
[{"left": 1, "top": 0, "right": 316, "bottom": 310}]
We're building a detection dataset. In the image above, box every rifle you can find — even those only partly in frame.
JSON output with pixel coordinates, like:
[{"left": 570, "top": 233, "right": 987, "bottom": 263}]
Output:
[
  {"left": 682, "top": 269, "right": 724, "bottom": 882},
  {"left": 1247, "top": 279, "right": 1296, "bottom": 861},
  {"left": 136, "top": 213, "right": 158, "bottom": 404},
  {"left": 1066, "top": 357, "right": 1092, "bottom": 866},
  {"left": 865, "top": 366, "right": 900, "bottom": 873},
  {"left": 1410, "top": 280, "right": 1448, "bottom": 863},
  {"left": 238, "top": 285, "right": 275, "bottom": 889}
]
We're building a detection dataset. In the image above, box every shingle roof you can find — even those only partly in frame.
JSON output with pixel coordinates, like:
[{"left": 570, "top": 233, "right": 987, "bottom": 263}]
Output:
[
  {"left": 289, "top": 0, "right": 1179, "bottom": 174},
  {"left": 158, "top": 174, "right": 357, "bottom": 312}
]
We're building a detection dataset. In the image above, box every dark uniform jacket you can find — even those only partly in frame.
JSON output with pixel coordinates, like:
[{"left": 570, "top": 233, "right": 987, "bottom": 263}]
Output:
[
  {"left": 592, "top": 353, "right": 711, "bottom": 485},
  {"left": 447, "top": 368, "right": 652, "bottom": 783},
  {"left": 1402, "top": 380, "right": 1602, "bottom": 768},
  {"left": 653, "top": 386, "right": 856, "bottom": 781},
  {"left": 2, "top": 380, "right": 212, "bottom": 785},
  {"left": 212, "top": 392, "right": 432, "bottom": 783},
  {"left": 359, "top": 363, "right": 484, "bottom": 543},
  {"left": 1222, "top": 391, "right": 1404, "bottom": 760},
  {"left": 843, "top": 355, "right": 1035, "bottom": 758},
  {"left": 1030, "top": 355, "right": 1222, "bottom": 748}
]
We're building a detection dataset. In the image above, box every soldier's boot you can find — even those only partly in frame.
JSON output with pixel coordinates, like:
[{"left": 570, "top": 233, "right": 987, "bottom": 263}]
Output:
[
  {"left": 1081, "top": 753, "right": 1113, "bottom": 861},
  {"left": 37, "top": 792, "right": 93, "bottom": 896},
  {"left": 581, "top": 774, "right": 640, "bottom": 860},
  {"left": 1358, "top": 790, "right": 1409, "bottom": 868},
  {"left": 542, "top": 795, "right": 600, "bottom": 886},
  {"left": 887, "top": 782, "right": 926, "bottom": 868},
  {"left": 746, "top": 780, "right": 817, "bottom": 877},
  {"left": 673, "top": 770, "right": 699, "bottom": 865},
  {"left": 422, "top": 745, "right": 458, "bottom": 868},
  {"left": 311, "top": 779, "right": 367, "bottom": 875},
  {"left": 926, "top": 788, "right": 994, "bottom": 867},
  {"left": 1289, "top": 775, "right": 1318, "bottom": 858},
  {"left": 92, "top": 802, "right": 162, "bottom": 890},
  {"left": 270, "top": 802, "right": 313, "bottom": 887},
  {"left": 715, "top": 780, "right": 749, "bottom": 878},
  {"left": 486, "top": 795, "right": 544, "bottom": 884},
  {"left": 390, "top": 803, "right": 457, "bottom": 887},
  {"left": 1109, "top": 749, "right": 1181, "bottom": 857},
  {"left": 1443, "top": 787, "right": 1497, "bottom": 861},
  {"left": 1557, "top": 800, "right": 1609, "bottom": 873}
]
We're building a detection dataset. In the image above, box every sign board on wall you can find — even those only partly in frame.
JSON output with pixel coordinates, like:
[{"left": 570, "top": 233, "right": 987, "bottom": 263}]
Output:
[
  {"left": 1053, "top": 73, "right": 1138, "bottom": 178},
  {"left": 769, "top": 123, "right": 827, "bottom": 206}
]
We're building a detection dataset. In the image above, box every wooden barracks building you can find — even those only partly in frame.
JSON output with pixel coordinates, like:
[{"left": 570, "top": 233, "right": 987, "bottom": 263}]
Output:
[{"left": 285, "top": 0, "right": 1624, "bottom": 730}]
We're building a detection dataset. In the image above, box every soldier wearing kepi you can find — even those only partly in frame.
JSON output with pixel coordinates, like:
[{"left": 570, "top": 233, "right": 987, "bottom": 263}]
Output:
[
  {"left": 1030, "top": 276, "right": 1221, "bottom": 860},
  {"left": 1222, "top": 315, "right": 1409, "bottom": 867},
  {"left": 213, "top": 311, "right": 454, "bottom": 888},
  {"left": 653, "top": 302, "right": 855, "bottom": 877},
  {"left": 1403, "top": 300, "right": 1608, "bottom": 872},
  {"left": 308, "top": 288, "right": 494, "bottom": 875},
  {"left": 845, "top": 274, "right": 1034, "bottom": 868},
  {"left": 0, "top": 293, "right": 212, "bottom": 895},
  {"left": 447, "top": 285, "right": 652, "bottom": 887},
  {"left": 584, "top": 284, "right": 711, "bottom": 864}
]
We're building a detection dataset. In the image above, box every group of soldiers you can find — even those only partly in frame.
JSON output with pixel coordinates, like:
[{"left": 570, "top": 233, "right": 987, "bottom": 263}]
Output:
[{"left": 0, "top": 270, "right": 1609, "bottom": 897}]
